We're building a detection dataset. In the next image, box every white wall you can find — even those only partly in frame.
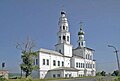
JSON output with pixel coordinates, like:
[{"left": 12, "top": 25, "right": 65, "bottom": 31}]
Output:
[
  {"left": 38, "top": 51, "right": 71, "bottom": 78},
  {"left": 55, "top": 44, "right": 64, "bottom": 54},
  {"left": 64, "top": 44, "right": 72, "bottom": 57},
  {"left": 73, "top": 48, "right": 84, "bottom": 57},
  {"left": 71, "top": 56, "right": 84, "bottom": 69},
  {"left": 64, "top": 71, "right": 78, "bottom": 78},
  {"left": 64, "top": 57, "right": 71, "bottom": 67}
]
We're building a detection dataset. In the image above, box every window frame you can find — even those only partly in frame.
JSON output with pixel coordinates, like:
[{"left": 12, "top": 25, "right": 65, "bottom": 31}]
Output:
[
  {"left": 62, "top": 61, "right": 64, "bottom": 66},
  {"left": 53, "top": 60, "right": 56, "bottom": 66},
  {"left": 58, "top": 61, "right": 60, "bottom": 66},
  {"left": 43, "top": 59, "right": 45, "bottom": 65},
  {"left": 47, "top": 59, "right": 49, "bottom": 65}
]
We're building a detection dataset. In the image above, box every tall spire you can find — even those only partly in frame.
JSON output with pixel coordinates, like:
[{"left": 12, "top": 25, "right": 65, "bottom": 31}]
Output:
[
  {"left": 78, "top": 22, "right": 86, "bottom": 48},
  {"left": 57, "top": 10, "right": 69, "bottom": 44},
  {"left": 78, "top": 22, "right": 84, "bottom": 35},
  {"left": 55, "top": 10, "right": 72, "bottom": 57}
]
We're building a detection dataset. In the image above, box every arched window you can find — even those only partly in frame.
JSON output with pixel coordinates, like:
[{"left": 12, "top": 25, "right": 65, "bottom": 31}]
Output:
[
  {"left": 63, "top": 26, "right": 65, "bottom": 30},
  {"left": 59, "top": 36, "right": 61, "bottom": 40},
  {"left": 81, "top": 42, "right": 84, "bottom": 46},
  {"left": 67, "top": 36, "right": 69, "bottom": 42},
  {"left": 63, "top": 36, "right": 66, "bottom": 41},
  {"left": 79, "top": 42, "right": 80, "bottom": 46},
  {"left": 60, "top": 26, "right": 61, "bottom": 30}
]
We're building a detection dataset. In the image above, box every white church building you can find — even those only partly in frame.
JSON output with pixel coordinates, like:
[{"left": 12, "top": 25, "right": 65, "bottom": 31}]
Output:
[{"left": 32, "top": 10, "right": 96, "bottom": 79}]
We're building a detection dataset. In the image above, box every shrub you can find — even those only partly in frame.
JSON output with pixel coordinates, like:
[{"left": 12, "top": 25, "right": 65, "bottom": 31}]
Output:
[{"left": 0, "top": 75, "right": 6, "bottom": 81}]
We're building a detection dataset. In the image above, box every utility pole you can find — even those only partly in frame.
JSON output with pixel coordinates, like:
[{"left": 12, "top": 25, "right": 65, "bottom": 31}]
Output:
[{"left": 108, "top": 45, "right": 120, "bottom": 72}]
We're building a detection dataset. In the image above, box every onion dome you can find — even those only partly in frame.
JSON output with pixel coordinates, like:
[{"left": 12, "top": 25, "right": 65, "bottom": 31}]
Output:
[
  {"left": 61, "top": 11, "right": 66, "bottom": 14},
  {"left": 78, "top": 28, "right": 84, "bottom": 35}
]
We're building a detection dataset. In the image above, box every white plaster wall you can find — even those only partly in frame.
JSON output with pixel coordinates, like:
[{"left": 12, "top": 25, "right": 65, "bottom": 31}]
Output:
[
  {"left": 64, "top": 44, "right": 72, "bottom": 57},
  {"left": 64, "top": 57, "right": 71, "bottom": 67},
  {"left": 78, "top": 70, "right": 84, "bottom": 76},
  {"left": 64, "top": 71, "right": 78, "bottom": 77},
  {"left": 55, "top": 44, "right": 64, "bottom": 54},
  {"left": 39, "top": 52, "right": 68, "bottom": 70},
  {"left": 39, "top": 71, "right": 48, "bottom": 79},
  {"left": 70, "top": 57, "right": 75, "bottom": 68},
  {"left": 73, "top": 48, "right": 84, "bottom": 57},
  {"left": 74, "top": 57, "right": 84, "bottom": 69},
  {"left": 46, "top": 70, "right": 63, "bottom": 78},
  {"left": 50, "top": 54, "right": 64, "bottom": 69},
  {"left": 38, "top": 51, "right": 72, "bottom": 78},
  {"left": 39, "top": 52, "right": 51, "bottom": 70}
]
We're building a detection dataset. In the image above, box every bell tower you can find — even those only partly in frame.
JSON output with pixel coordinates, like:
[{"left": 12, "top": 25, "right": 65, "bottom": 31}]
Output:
[
  {"left": 78, "top": 22, "right": 86, "bottom": 48},
  {"left": 55, "top": 10, "right": 72, "bottom": 57}
]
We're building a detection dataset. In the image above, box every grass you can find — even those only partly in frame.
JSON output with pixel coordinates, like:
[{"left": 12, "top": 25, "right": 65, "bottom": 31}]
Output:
[
  {"left": 2, "top": 76, "right": 120, "bottom": 81},
  {"left": 5, "top": 77, "right": 70, "bottom": 81}
]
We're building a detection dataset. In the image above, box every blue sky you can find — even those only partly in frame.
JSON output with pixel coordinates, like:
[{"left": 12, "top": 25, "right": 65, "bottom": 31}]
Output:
[{"left": 0, "top": 0, "right": 120, "bottom": 73}]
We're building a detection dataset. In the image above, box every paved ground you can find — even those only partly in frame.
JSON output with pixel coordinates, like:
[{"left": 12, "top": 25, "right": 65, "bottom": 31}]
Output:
[{"left": 50, "top": 76, "right": 115, "bottom": 81}]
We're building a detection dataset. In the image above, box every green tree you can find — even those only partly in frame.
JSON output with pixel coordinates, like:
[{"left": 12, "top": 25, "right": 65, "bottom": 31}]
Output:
[
  {"left": 16, "top": 38, "right": 38, "bottom": 78},
  {"left": 112, "top": 70, "right": 120, "bottom": 76},
  {"left": 96, "top": 72, "right": 101, "bottom": 76},
  {"left": 0, "top": 75, "right": 6, "bottom": 81},
  {"left": 100, "top": 71, "right": 106, "bottom": 76}
]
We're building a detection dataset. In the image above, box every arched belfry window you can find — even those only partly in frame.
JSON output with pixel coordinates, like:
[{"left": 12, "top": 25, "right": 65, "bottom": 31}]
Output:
[
  {"left": 60, "top": 26, "right": 61, "bottom": 30},
  {"left": 63, "top": 26, "right": 65, "bottom": 30},
  {"left": 79, "top": 42, "right": 80, "bottom": 46},
  {"left": 59, "top": 36, "right": 61, "bottom": 40},
  {"left": 63, "top": 36, "right": 66, "bottom": 41},
  {"left": 67, "top": 36, "right": 69, "bottom": 42},
  {"left": 81, "top": 42, "right": 84, "bottom": 46}
]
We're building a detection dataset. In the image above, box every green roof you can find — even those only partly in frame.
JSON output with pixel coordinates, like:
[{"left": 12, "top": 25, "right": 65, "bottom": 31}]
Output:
[{"left": 78, "top": 31, "right": 84, "bottom": 35}]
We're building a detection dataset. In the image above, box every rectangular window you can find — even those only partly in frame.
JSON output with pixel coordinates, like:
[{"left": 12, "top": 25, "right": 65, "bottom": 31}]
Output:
[
  {"left": 53, "top": 74, "right": 56, "bottom": 78},
  {"left": 36, "top": 59, "right": 38, "bottom": 65},
  {"left": 86, "top": 64, "right": 88, "bottom": 68},
  {"left": 79, "top": 63, "right": 80, "bottom": 68},
  {"left": 47, "top": 59, "right": 49, "bottom": 65},
  {"left": 81, "top": 63, "right": 82, "bottom": 68},
  {"left": 53, "top": 60, "right": 56, "bottom": 66},
  {"left": 58, "top": 61, "right": 60, "bottom": 66},
  {"left": 90, "top": 64, "right": 92, "bottom": 68},
  {"left": 93, "top": 64, "right": 95, "bottom": 68},
  {"left": 62, "top": 61, "right": 64, "bottom": 66},
  {"left": 76, "top": 62, "right": 78, "bottom": 68},
  {"left": 43, "top": 59, "right": 45, "bottom": 65},
  {"left": 67, "top": 36, "right": 69, "bottom": 42},
  {"left": 65, "top": 74, "right": 67, "bottom": 77},
  {"left": 88, "top": 64, "right": 90, "bottom": 68},
  {"left": 83, "top": 63, "right": 84, "bottom": 68},
  {"left": 69, "top": 74, "right": 71, "bottom": 77},
  {"left": 57, "top": 74, "right": 60, "bottom": 77}
]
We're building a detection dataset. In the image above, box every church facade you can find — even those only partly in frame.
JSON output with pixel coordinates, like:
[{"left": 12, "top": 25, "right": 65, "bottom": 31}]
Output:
[{"left": 32, "top": 10, "right": 96, "bottom": 79}]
